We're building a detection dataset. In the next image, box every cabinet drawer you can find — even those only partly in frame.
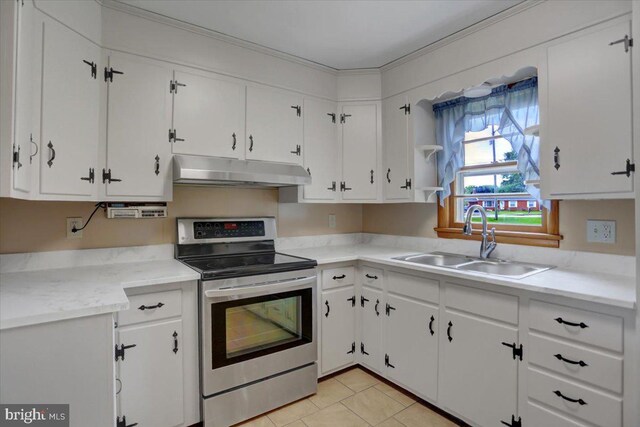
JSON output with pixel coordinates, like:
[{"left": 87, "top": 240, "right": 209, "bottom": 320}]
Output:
[
  {"left": 360, "top": 266, "right": 383, "bottom": 289},
  {"left": 528, "top": 401, "right": 587, "bottom": 427},
  {"left": 444, "top": 282, "right": 517, "bottom": 324},
  {"left": 529, "top": 300, "right": 623, "bottom": 352},
  {"left": 529, "top": 333, "right": 623, "bottom": 393},
  {"left": 387, "top": 270, "right": 439, "bottom": 304},
  {"left": 322, "top": 266, "right": 355, "bottom": 290},
  {"left": 528, "top": 368, "right": 622, "bottom": 427},
  {"left": 119, "top": 290, "right": 182, "bottom": 326}
]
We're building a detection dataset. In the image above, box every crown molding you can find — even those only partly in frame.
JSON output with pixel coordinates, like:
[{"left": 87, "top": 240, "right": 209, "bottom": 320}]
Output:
[
  {"left": 379, "top": 0, "right": 544, "bottom": 73},
  {"left": 99, "top": 0, "right": 339, "bottom": 75},
  {"left": 336, "top": 68, "right": 381, "bottom": 77}
]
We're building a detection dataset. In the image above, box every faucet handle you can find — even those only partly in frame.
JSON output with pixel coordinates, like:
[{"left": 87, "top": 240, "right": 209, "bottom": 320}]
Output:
[{"left": 489, "top": 227, "right": 497, "bottom": 243}]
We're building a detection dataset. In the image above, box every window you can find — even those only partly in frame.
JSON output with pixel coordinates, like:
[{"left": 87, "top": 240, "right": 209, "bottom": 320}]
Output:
[{"left": 437, "top": 124, "right": 560, "bottom": 248}]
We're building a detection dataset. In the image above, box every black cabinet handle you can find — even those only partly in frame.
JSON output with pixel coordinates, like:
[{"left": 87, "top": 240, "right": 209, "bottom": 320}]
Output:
[
  {"left": 447, "top": 321, "right": 453, "bottom": 342},
  {"left": 360, "top": 296, "right": 369, "bottom": 307},
  {"left": 553, "top": 390, "right": 586, "bottom": 405},
  {"left": 553, "top": 146, "right": 560, "bottom": 170},
  {"left": 173, "top": 331, "right": 179, "bottom": 354},
  {"left": 386, "top": 168, "right": 391, "bottom": 183},
  {"left": 324, "top": 300, "right": 330, "bottom": 317},
  {"left": 232, "top": 133, "right": 236, "bottom": 151},
  {"left": 365, "top": 274, "right": 378, "bottom": 280},
  {"left": 374, "top": 299, "right": 380, "bottom": 316},
  {"left": 428, "top": 315, "right": 435, "bottom": 336},
  {"left": 29, "top": 133, "right": 38, "bottom": 164},
  {"left": 249, "top": 135, "right": 254, "bottom": 152},
  {"left": 47, "top": 141, "right": 55, "bottom": 167},
  {"left": 554, "top": 353, "right": 588, "bottom": 367},
  {"left": 332, "top": 274, "right": 346, "bottom": 280},
  {"left": 555, "top": 317, "right": 588, "bottom": 329},
  {"left": 370, "top": 169, "right": 374, "bottom": 184},
  {"left": 138, "top": 302, "right": 165, "bottom": 311},
  {"left": 154, "top": 155, "right": 160, "bottom": 176}
]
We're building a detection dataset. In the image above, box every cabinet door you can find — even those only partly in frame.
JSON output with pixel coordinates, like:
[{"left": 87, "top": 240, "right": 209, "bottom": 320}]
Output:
[
  {"left": 385, "top": 294, "right": 438, "bottom": 401},
  {"left": 341, "top": 104, "right": 378, "bottom": 200},
  {"left": 545, "top": 20, "right": 632, "bottom": 196},
  {"left": 321, "top": 287, "right": 355, "bottom": 374},
  {"left": 118, "top": 319, "right": 184, "bottom": 427},
  {"left": 383, "top": 94, "right": 410, "bottom": 200},
  {"left": 11, "top": 0, "right": 37, "bottom": 195},
  {"left": 172, "top": 70, "right": 245, "bottom": 158},
  {"left": 358, "top": 286, "right": 382, "bottom": 372},
  {"left": 39, "top": 16, "right": 99, "bottom": 198},
  {"left": 105, "top": 53, "right": 172, "bottom": 199},
  {"left": 439, "top": 310, "right": 518, "bottom": 427},
  {"left": 303, "top": 98, "right": 338, "bottom": 200},
  {"left": 246, "top": 85, "right": 303, "bottom": 164}
]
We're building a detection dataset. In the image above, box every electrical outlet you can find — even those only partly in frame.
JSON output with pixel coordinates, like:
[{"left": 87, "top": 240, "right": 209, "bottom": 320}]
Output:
[
  {"left": 328, "top": 214, "right": 336, "bottom": 229},
  {"left": 67, "top": 217, "right": 83, "bottom": 239},
  {"left": 587, "top": 220, "right": 616, "bottom": 244}
]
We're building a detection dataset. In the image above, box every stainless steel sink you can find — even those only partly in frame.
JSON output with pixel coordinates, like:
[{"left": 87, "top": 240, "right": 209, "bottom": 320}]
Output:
[
  {"left": 393, "top": 252, "right": 553, "bottom": 279},
  {"left": 394, "top": 252, "right": 474, "bottom": 267}
]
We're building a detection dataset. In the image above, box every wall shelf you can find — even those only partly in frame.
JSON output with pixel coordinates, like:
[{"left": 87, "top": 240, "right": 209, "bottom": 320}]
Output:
[
  {"left": 416, "top": 145, "right": 443, "bottom": 162},
  {"left": 415, "top": 186, "right": 443, "bottom": 203}
]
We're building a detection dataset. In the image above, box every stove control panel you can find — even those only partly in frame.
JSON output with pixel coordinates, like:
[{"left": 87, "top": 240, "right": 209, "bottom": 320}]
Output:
[{"left": 193, "top": 220, "right": 265, "bottom": 239}]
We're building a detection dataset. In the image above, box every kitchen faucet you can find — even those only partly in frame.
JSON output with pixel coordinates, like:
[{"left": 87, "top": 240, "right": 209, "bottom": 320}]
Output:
[{"left": 462, "top": 205, "right": 497, "bottom": 259}]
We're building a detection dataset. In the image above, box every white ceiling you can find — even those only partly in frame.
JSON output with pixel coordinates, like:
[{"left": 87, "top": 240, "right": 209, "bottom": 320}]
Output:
[{"left": 116, "top": 0, "right": 522, "bottom": 70}]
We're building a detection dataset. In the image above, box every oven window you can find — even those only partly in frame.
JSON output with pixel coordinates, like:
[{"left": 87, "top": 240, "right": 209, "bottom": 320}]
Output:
[{"left": 211, "top": 288, "right": 313, "bottom": 369}]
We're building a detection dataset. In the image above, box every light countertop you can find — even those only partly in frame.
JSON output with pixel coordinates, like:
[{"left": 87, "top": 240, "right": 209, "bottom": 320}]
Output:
[
  {"left": 287, "top": 244, "right": 637, "bottom": 310},
  {"left": 0, "top": 259, "right": 199, "bottom": 330}
]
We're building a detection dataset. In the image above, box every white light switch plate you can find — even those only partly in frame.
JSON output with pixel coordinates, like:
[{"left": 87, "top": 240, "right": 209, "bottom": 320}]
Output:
[{"left": 587, "top": 220, "right": 615, "bottom": 244}]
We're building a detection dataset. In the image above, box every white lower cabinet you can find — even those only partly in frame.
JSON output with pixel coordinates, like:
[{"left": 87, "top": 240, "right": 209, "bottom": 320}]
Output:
[
  {"left": 118, "top": 319, "right": 184, "bottom": 427},
  {"left": 320, "top": 286, "right": 356, "bottom": 374}
]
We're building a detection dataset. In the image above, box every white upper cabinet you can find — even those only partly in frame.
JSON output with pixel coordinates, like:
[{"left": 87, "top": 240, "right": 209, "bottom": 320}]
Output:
[
  {"left": 39, "top": 16, "right": 100, "bottom": 199},
  {"left": 383, "top": 94, "right": 411, "bottom": 201},
  {"left": 246, "top": 85, "right": 303, "bottom": 164},
  {"left": 542, "top": 19, "right": 633, "bottom": 198},
  {"left": 171, "top": 70, "right": 245, "bottom": 159},
  {"left": 104, "top": 53, "right": 172, "bottom": 200},
  {"left": 302, "top": 98, "right": 339, "bottom": 200},
  {"left": 340, "top": 103, "right": 379, "bottom": 201}
]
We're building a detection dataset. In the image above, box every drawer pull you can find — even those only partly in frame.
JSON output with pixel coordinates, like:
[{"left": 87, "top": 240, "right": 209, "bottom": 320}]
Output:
[
  {"left": 332, "top": 274, "right": 346, "bottom": 280},
  {"left": 428, "top": 315, "right": 435, "bottom": 336},
  {"left": 554, "top": 353, "right": 588, "bottom": 367},
  {"left": 555, "top": 317, "right": 588, "bottom": 329},
  {"left": 553, "top": 390, "right": 586, "bottom": 405},
  {"left": 365, "top": 274, "right": 378, "bottom": 279},
  {"left": 447, "top": 321, "right": 453, "bottom": 342},
  {"left": 138, "top": 302, "right": 165, "bottom": 311}
]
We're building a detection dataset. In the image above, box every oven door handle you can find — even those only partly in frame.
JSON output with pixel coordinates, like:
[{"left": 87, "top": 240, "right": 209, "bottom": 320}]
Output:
[{"left": 204, "top": 276, "right": 317, "bottom": 298}]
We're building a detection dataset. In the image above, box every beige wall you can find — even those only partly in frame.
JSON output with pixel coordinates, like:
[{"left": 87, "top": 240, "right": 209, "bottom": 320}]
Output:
[
  {"left": 363, "top": 200, "right": 635, "bottom": 256},
  {"left": 0, "top": 189, "right": 633, "bottom": 256},
  {"left": 0, "top": 186, "right": 362, "bottom": 254}
]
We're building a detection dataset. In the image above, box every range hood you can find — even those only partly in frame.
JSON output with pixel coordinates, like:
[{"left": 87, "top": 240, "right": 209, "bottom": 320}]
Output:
[{"left": 173, "top": 155, "right": 311, "bottom": 187}]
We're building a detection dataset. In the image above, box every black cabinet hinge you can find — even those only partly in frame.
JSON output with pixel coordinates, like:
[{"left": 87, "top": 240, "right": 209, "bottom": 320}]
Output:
[
  {"left": 327, "top": 113, "right": 336, "bottom": 123},
  {"left": 290, "top": 144, "right": 301, "bottom": 156},
  {"left": 385, "top": 303, "right": 396, "bottom": 316},
  {"left": 327, "top": 181, "right": 337, "bottom": 192},
  {"left": 400, "top": 178, "right": 412, "bottom": 189},
  {"left": 609, "top": 35, "right": 633, "bottom": 53},
  {"left": 501, "top": 415, "right": 522, "bottom": 427},
  {"left": 104, "top": 67, "right": 123, "bottom": 82},
  {"left": 384, "top": 354, "right": 395, "bottom": 368},
  {"left": 340, "top": 181, "right": 352, "bottom": 192},
  {"left": 399, "top": 104, "right": 410, "bottom": 115},
  {"left": 80, "top": 168, "right": 95, "bottom": 184},
  {"left": 168, "top": 129, "right": 184, "bottom": 143},
  {"left": 169, "top": 80, "right": 186, "bottom": 94},
  {"left": 115, "top": 343, "right": 137, "bottom": 361},
  {"left": 611, "top": 159, "right": 635, "bottom": 177},
  {"left": 348, "top": 296, "right": 356, "bottom": 307},
  {"left": 102, "top": 168, "right": 122, "bottom": 184},
  {"left": 360, "top": 343, "right": 369, "bottom": 355},
  {"left": 83, "top": 60, "right": 97, "bottom": 79},
  {"left": 340, "top": 113, "right": 352, "bottom": 124},
  {"left": 502, "top": 342, "right": 523, "bottom": 361},
  {"left": 291, "top": 105, "right": 301, "bottom": 117},
  {"left": 360, "top": 295, "right": 370, "bottom": 307},
  {"left": 347, "top": 342, "right": 356, "bottom": 354},
  {"left": 116, "top": 415, "right": 138, "bottom": 427},
  {"left": 12, "top": 145, "right": 21, "bottom": 169}
]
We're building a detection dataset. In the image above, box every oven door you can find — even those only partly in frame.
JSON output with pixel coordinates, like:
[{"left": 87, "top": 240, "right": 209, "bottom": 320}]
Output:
[{"left": 201, "top": 269, "right": 317, "bottom": 397}]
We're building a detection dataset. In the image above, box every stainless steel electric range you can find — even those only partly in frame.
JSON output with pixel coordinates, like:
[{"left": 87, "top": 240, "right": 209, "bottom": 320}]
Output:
[{"left": 176, "top": 217, "right": 318, "bottom": 427}]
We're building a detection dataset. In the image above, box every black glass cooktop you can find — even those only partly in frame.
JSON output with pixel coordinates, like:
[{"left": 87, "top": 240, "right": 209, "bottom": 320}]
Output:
[{"left": 181, "top": 252, "right": 317, "bottom": 280}]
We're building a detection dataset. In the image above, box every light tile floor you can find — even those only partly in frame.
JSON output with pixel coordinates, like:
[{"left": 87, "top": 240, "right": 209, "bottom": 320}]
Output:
[{"left": 234, "top": 367, "right": 463, "bottom": 427}]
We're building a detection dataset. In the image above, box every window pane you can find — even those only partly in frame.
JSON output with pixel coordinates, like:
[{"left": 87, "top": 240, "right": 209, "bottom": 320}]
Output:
[
  {"left": 460, "top": 197, "right": 543, "bottom": 226},
  {"left": 462, "top": 171, "right": 526, "bottom": 194},
  {"left": 464, "top": 138, "right": 515, "bottom": 166}
]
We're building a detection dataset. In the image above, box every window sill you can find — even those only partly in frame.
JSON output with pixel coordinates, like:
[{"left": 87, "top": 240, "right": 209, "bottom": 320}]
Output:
[{"left": 434, "top": 227, "right": 562, "bottom": 248}]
